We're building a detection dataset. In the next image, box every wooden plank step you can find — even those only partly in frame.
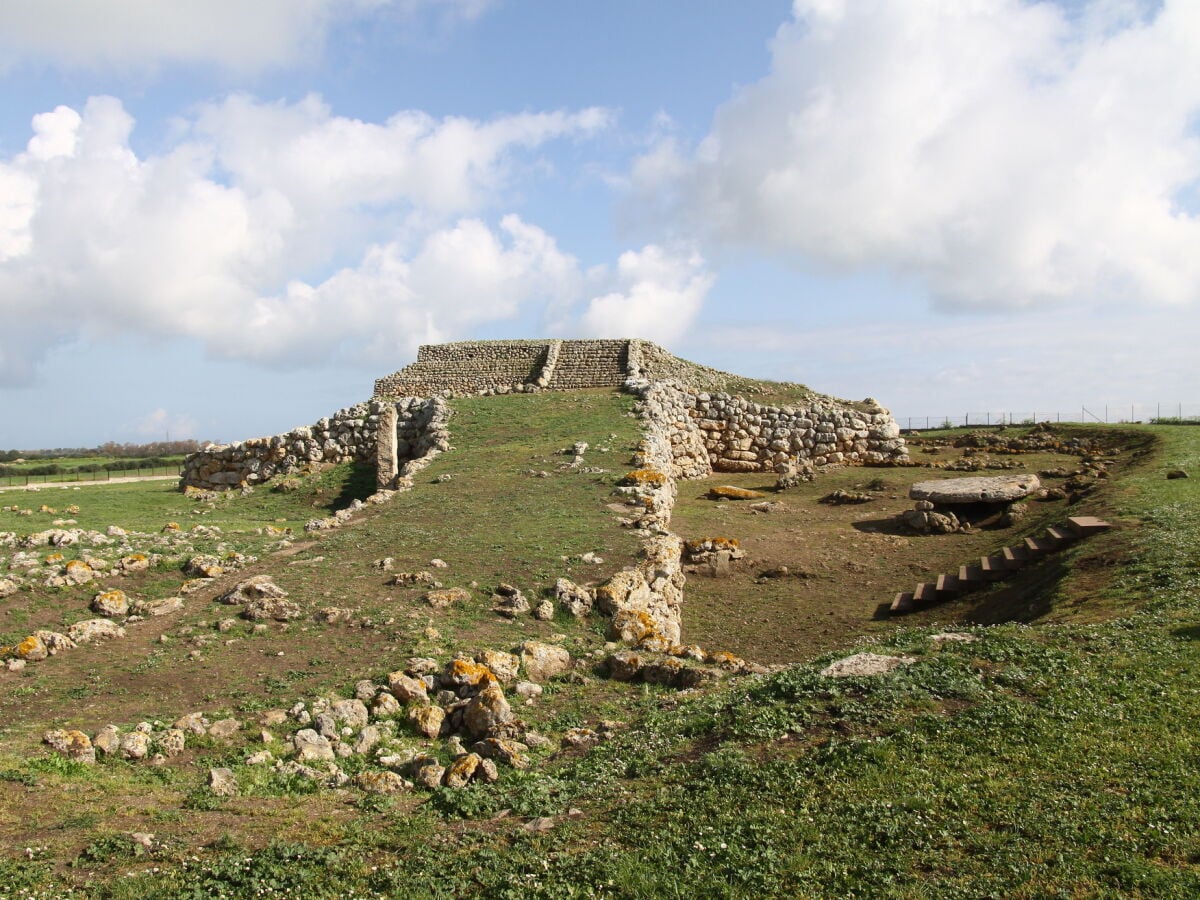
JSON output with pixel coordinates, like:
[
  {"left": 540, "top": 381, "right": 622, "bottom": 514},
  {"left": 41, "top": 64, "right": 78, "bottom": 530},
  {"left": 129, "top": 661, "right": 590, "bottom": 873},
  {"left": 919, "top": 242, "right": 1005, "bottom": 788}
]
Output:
[
  {"left": 890, "top": 592, "right": 914, "bottom": 614},
  {"left": 980, "top": 554, "right": 1008, "bottom": 579},
  {"left": 1024, "top": 536, "right": 1056, "bottom": 557},
  {"left": 913, "top": 582, "right": 938, "bottom": 604},
  {"left": 1045, "top": 525, "right": 1075, "bottom": 545},
  {"left": 1002, "top": 545, "right": 1030, "bottom": 570},
  {"left": 936, "top": 573, "right": 961, "bottom": 594},
  {"left": 1067, "top": 516, "right": 1113, "bottom": 536},
  {"left": 958, "top": 564, "right": 984, "bottom": 586}
]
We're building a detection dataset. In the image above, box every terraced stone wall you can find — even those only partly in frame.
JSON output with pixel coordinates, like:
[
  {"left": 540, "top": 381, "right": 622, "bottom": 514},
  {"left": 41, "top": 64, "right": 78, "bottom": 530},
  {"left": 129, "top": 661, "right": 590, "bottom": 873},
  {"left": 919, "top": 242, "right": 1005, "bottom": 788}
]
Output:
[{"left": 628, "top": 380, "right": 906, "bottom": 476}]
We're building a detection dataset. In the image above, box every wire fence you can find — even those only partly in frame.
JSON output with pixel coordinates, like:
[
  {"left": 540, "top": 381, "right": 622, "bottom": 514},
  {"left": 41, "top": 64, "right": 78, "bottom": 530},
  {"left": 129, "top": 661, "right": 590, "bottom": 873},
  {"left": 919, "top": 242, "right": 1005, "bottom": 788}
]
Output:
[
  {"left": 0, "top": 464, "right": 183, "bottom": 488},
  {"left": 897, "top": 403, "right": 1200, "bottom": 432}
]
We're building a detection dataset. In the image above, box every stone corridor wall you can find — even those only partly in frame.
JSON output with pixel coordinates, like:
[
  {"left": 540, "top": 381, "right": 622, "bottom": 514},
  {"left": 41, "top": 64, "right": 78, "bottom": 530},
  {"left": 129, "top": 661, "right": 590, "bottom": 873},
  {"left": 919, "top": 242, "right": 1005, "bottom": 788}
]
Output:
[{"left": 180, "top": 399, "right": 446, "bottom": 491}]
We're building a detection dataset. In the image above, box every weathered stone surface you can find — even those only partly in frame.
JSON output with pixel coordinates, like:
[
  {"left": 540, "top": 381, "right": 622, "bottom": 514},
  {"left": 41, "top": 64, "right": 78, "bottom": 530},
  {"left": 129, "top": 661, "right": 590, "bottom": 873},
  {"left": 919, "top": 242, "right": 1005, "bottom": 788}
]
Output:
[
  {"left": 33, "top": 630, "right": 76, "bottom": 656},
  {"left": 355, "top": 771, "right": 411, "bottom": 794},
  {"left": 471, "top": 737, "right": 530, "bottom": 769},
  {"left": 476, "top": 649, "right": 520, "bottom": 684},
  {"left": 119, "top": 732, "right": 150, "bottom": 760},
  {"left": 174, "top": 712, "right": 208, "bottom": 735},
  {"left": 93, "top": 725, "right": 120, "bottom": 756},
  {"left": 463, "top": 683, "right": 513, "bottom": 740},
  {"left": 424, "top": 587, "right": 469, "bottom": 609},
  {"left": 207, "top": 718, "right": 242, "bottom": 741},
  {"left": 387, "top": 672, "right": 430, "bottom": 705},
  {"left": 159, "top": 729, "right": 186, "bottom": 758},
  {"left": 408, "top": 705, "right": 445, "bottom": 739},
  {"left": 441, "top": 658, "right": 496, "bottom": 690},
  {"left": 413, "top": 760, "right": 446, "bottom": 789},
  {"left": 491, "top": 583, "right": 530, "bottom": 617},
  {"left": 207, "top": 768, "right": 238, "bottom": 797},
  {"left": 219, "top": 575, "right": 287, "bottom": 606},
  {"left": 553, "top": 578, "right": 593, "bottom": 618},
  {"left": 443, "top": 752, "right": 482, "bottom": 788},
  {"left": 242, "top": 595, "right": 302, "bottom": 621},
  {"left": 15, "top": 634, "right": 48, "bottom": 661},
  {"left": 91, "top": 589, "right": 129, "bottom": 617},
  {"left": 820, "top": 653, "right": 916, "bottom": 678},
  {"left": 329, "top": 699, "right": 369, "bottom": 730},
  {"left": 67, "top": 619, "right": 125, "bottom": 644},
  {"left": 43, "top": 729, "right": 95, "bottom": 764},
  {"left": 131, "top": 596, "right": 184, "bottom": 617},
  {"left": 293, "top": 729, "right": 335, "bottom": 763},
  {"left": 371, "top": 692, "right": 402, "bottom": 719},
  {"left": 909, "top": 474, "right": 1041, "bottom": 504},
  {"left": 519, "top": 641, "right": 571, "bottom": 683}
]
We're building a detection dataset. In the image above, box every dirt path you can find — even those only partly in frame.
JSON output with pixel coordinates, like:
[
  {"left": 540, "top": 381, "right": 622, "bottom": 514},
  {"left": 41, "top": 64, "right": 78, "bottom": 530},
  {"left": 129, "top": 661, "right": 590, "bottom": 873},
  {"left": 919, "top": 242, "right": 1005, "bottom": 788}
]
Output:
[{"left": 0, "top": 474, "right": 179, "bottom": 492}]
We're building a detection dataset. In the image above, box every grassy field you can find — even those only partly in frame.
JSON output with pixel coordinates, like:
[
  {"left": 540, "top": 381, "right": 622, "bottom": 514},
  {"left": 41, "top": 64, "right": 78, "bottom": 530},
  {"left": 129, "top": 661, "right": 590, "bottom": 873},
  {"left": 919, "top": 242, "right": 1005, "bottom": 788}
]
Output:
[{"left": 1, "top": 417, "right": 1197, "bottom": 896}]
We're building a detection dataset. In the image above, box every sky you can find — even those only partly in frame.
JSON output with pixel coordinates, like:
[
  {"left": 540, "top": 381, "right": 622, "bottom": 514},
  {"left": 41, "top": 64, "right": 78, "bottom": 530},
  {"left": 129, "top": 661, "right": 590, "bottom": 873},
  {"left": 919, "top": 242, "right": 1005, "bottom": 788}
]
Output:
[{"left": 1, "top": 0, "right": 1198, "bottom": 448}]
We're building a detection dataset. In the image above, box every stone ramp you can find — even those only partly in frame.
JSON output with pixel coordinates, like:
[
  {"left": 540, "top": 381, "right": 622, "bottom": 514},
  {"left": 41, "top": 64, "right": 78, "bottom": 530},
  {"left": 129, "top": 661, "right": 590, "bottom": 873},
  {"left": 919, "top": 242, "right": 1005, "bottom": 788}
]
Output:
[{"left": 889, "top": 516, "right": 1113, "bottom": 615}]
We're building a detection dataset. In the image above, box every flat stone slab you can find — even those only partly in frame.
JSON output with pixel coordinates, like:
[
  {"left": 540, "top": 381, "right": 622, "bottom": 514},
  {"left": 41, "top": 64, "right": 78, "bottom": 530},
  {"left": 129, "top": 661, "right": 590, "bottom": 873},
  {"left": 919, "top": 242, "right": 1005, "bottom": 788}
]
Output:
[
  {"left": 820, "top": 653, "right": 916, "bottom": 678},
  {"left": 909, "top": 474, "right": 1040, "bottom": 504}
]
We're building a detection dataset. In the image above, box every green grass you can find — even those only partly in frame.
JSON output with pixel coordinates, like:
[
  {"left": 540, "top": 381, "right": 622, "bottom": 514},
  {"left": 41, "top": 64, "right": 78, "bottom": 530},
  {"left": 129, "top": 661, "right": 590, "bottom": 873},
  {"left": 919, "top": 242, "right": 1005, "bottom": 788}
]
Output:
[{"left": 5, "top": 423, "right": 1200, "bottom": 896}]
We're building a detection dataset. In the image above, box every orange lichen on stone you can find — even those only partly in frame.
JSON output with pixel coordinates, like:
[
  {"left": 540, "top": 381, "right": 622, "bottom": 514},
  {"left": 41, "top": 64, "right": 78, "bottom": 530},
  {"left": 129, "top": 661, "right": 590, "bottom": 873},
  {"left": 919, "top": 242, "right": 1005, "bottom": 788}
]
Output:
[
  {"left": 684, "top": 537, "right": 740, "bottom": 553},
  {"left": 620, "top": 469, "right": 669, "bottom": 488},
  {"left": 706, "top": 485, "right": 767, "bottom": 501},
  {"left": 444, "top": 658, "right": 497, "bottom": 688},
  {"left": 16, "top": 635, "right": 48, "bottom": 661},
  {"left": 44, "top": 552, "right": 65, "bottom": 564}
]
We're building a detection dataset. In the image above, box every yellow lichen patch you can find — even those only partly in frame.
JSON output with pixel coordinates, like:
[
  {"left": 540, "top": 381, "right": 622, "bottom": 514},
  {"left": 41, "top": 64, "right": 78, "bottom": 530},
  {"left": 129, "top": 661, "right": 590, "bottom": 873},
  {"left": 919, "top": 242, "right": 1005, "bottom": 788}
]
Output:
[
  {"left": 706, "top": 485, "right": 767, "bottom": 501},
  {"left": 684, "top": 537, "right": 741, "bottom": 553},
  {"left": 44, "top": 552, "right": 65, "bottom": 564},
  {"left": 65, "top": 559, "right": 92, "bottom": 575},
  {"left": 620, "top": 469, "right": 668, "bottom": 488},
  {"left": 16, "top": 635, "right": 48, "bottom": 661},
  {"left": 162, "top": 522, "right": 181, "bottom": 532},
  {"left": 38, "top": 505, "right": 56, "bottom": 514},
  {"left": 444, "top": 659, "right": 497, "bottom": 688},
  {"left": 65, "top": 505, "right": 80, "bottom": 515}
]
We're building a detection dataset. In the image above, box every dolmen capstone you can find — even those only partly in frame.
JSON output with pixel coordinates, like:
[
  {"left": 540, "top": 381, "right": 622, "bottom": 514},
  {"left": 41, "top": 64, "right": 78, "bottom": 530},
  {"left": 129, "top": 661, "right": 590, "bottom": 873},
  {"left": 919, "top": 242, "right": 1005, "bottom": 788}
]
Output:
[{"left": 902, "top": 474, "right": 1041, "bottom": 534}]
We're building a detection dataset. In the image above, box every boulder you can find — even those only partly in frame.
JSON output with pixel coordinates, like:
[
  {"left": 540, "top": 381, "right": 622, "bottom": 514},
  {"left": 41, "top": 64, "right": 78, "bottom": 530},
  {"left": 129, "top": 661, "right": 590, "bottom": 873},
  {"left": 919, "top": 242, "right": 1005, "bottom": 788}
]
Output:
[
  {"left": 476, "top": 650, "right": 520, "bottom": 684},
  {"left": 553, "top": 578, "right": 593, "bottom": 618},
  {"left": 91, "top": 589, "right": 129, "bottom": 617},
  {"left": 463, "top": 683, "right": 513, "bottom": 740},
  {"left": 131, "top": 596, "right": 184, "bottom": 617},
  {"left": 43, "top": 729, "right": 95, "bottom": 764},
  {"left": 293, "top": 729, "right": 335, "bottom": 763},
  {"left": 355, "top": 771, "right": 411, "bottom": 794},
  {"left": 207, "top": 768, "right": 239, "bottom": 797},
  {"left": 425, "top": 587, "right": 469, "bottom": 609},
  {"left": 66, "top": 619, "right": 125, "bottom": 644},
  {"left": 219, "top": 575, "right": 288, "bottom": 606},
  {"left": 329, "top": 699, "right": 369, "bottom": 730},
  {"left": 519, "top": 641, "right": 571, "bottom": 683},
  {"left": 443, "top": 752, "right": 482, "bottom": 788},
  {"left": 387, "top": 672, "right": 430, "bottom": 705}
]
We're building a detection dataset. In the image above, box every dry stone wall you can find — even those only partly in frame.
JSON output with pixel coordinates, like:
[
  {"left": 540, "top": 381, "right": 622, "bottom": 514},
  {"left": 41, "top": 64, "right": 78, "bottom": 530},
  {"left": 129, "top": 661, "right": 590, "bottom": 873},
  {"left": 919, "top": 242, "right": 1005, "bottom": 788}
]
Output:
[
  {"left": 180, "top": 399, "right": 445, "bottom": 491},
  {"left": 626, "top": 378, "right": 906, "bottom": 476},
  {"left": 373, "top": 341, "right": 549, "bottom": 397}
]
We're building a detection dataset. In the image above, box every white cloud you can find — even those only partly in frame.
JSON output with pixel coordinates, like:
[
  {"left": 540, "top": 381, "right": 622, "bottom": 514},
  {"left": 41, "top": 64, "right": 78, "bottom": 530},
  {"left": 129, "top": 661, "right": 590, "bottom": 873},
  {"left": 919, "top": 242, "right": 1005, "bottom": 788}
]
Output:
[
  {"left": 0, "top": 94, "right": 616, "bottom": 383},
  {"left": 580, "top": 245, "right": 713, "bottom": 345},
  {"left": 0, "top": 0, "right": 495, "bottom": 72},
  {"left": 131, "top": 408, "right": 198, "bottom": 440},
  {"left": 635, "top": 0, "right": 1200, "bottom": 310}
]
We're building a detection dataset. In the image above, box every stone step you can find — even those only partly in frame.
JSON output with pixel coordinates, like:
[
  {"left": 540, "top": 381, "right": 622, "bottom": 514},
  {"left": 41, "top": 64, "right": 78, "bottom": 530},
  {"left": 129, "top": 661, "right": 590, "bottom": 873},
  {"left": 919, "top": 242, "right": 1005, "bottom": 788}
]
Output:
[
  {"left": 891, "top": 591, "right": 914, "bottom": 614},
  {"left": 1045, "top": 525, "right": 1076, "bottom": 545},
  {"left": 980, "top": 554, "right": 1008, "bottom": 579},
  {"left": 1002, "top": 545, "right": 1030, "bottom": 570},
  {"left": 1067, "top": 515, "right": 1113, "bottom": 536},
  {"left": 913, "top": 582, "right": 938, "bottom": 604},
  {"left": 958, "top": 564, "right": 985, "bottom": 586},
  {"left": 935, "top": 573, "right": 961, "bottom": 595},
  {"left": 1024, "top": 536, "right": 1056, "bottom": 557}
]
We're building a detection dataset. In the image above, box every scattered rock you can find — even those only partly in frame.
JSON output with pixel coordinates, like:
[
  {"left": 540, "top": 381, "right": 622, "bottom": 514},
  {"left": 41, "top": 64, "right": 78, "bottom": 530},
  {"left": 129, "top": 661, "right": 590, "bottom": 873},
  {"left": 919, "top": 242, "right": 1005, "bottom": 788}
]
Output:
[
  {"left": 707, "top": 485, "right": 768, "bottom": 501},
  {"left": 424, "top": 587, "right": 469, "bottom": 609},
  {"left": 43, "top": 729, "right": 95, "bottom": 764},
  {"left": 207, "top": 768, "right": 238, "bottom": 797},
  {"left": 355, "top": 771, "right": 411, "bottom": 794},
  {"left": 91, "top": 589, "right": 130, "bottom": 617},
  {"left": 519, "top": 641, "right": 571, "bottom": 682},
  {"left": 66, "top": 619, "right": 125, "bottom": 644},
  {"left": 219, "top": 575, "right": 288, "bottom": 606},
  {"left": 553, "top": 578, "right": 593, "bottom": 618},
  {"left": 491, "top": 583, "right": 530, "bottom": 618}
]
